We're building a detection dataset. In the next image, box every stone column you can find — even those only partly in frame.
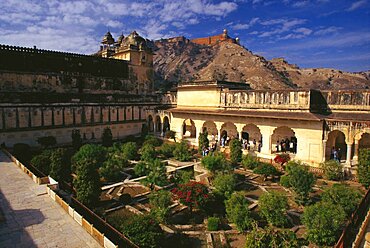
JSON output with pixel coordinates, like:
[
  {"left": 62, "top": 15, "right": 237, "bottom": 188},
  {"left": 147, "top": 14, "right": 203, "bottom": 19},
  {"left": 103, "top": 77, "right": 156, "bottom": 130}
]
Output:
[
  {"left": 259, "top": 126, "right": 272, "bottom": 155},
  {"left": 215, "top": 121, "right": 224, "bottom": 144},
  {"left": 346, "top": 142, "right": 352, "bottom": 166},
  {"left": 322, "top": 140, "right": 327, "bottom": 162},
  {"left": 193, "top": 120, "right": 205, "bottom": 145},
  {"left": 353, "top": 139, "right": 359, "bottom": 161},
  {"left": 153, "top": 121, "right": 157, "bottom": 134}
]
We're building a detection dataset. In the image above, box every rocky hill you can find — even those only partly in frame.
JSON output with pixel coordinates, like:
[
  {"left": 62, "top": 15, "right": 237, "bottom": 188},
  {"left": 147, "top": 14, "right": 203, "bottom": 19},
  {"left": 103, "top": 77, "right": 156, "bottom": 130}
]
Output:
[{"left": 153, "top": 37, "right": 370, "bottom": 90}]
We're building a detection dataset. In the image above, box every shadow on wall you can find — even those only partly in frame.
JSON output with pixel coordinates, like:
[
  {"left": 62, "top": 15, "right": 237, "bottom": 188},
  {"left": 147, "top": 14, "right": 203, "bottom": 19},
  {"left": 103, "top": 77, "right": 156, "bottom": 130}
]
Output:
[{"left": 0, "top": 188, "right": 45, "bottom": 247}]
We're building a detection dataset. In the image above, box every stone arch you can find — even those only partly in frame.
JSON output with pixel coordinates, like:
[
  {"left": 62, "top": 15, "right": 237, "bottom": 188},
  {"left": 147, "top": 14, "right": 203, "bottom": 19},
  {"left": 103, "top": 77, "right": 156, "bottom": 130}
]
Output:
[
  {"left": 147, "top": 115, "right": 154, "bottom": 132},
  {"left": 271, "top": 126, "right": 297, "bottom": 153},
  {"left": 242, "top": 124, "right": 262, "bottom": 142},
  {"left": 202, "top": 121, "right": 218, "bottom": 142},
  {"left": 326, "top": 130, "right": 347, "bottom": 161},
  {"left": 182, "top": 119, "right": 196, "bottom": 138},
  {"left": 163, "top": 116, "right": 170, "bottom": 133},
  {"left": 220, "top": 122, "right": 238, "bottom": 146},
  {"left": 155, "top": 116, "right": 161, "bottom": 133}
]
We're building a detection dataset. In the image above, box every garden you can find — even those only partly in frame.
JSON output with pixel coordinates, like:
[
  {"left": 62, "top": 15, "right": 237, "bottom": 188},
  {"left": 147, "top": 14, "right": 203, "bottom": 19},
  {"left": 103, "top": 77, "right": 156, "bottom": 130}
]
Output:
[{"left": 10, "top": 128, "right": 370, "bottom": 248}]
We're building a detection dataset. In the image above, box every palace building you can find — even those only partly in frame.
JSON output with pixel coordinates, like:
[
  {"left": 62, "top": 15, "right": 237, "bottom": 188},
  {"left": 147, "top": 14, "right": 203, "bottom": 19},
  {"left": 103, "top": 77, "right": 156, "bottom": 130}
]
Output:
[{"left": 0, "top": 31, "right": 369, "bottom": 171}]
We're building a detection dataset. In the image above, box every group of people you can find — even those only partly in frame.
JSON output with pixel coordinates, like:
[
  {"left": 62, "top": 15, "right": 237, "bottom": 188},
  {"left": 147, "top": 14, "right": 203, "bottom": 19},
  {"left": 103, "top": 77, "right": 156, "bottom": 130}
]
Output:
[
  {"left": 330, "top": 146, "right": 342, "bottom": 162},
  {"left": 201, "top": 142, "right": 217, "bottom": 156},
  {"left": 275, "top": 138, "right": 297, "bottom": 154},
  {"left": 241, "top": 138, "right": 262, "bottom": 152}
]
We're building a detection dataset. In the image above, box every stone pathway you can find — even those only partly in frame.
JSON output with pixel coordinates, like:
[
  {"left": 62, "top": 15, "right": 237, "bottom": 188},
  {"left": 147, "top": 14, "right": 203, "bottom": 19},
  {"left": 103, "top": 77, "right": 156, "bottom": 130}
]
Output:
[{"left": 0, "top": 151, "right": 101, "bottom": 248}]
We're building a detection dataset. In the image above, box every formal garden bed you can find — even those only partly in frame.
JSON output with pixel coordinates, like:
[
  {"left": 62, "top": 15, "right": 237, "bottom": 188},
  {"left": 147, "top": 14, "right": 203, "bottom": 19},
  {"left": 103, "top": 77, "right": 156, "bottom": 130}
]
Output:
[{"left": 9, "top": 128, "right": 370, "bottom": 248}]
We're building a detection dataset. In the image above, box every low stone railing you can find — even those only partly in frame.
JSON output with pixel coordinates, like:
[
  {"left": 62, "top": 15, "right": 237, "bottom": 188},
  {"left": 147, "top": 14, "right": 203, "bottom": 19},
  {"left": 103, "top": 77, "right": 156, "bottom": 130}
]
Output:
[{"left": 1, "top": 149, "right": 49, "bottom": 185}]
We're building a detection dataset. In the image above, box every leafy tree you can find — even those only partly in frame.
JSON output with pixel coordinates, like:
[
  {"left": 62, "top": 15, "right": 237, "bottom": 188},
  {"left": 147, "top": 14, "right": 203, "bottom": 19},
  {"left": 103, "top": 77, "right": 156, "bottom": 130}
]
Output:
[
  {"left": 144, "top": 135, "right": 163, "bottom": 147},
  {"left": 213, "top": 173, "right": 236, "bottom": 199},
  {"left": 171, "top": 181, "right": 209, "bottom": 212},
  {"left": 121, "top": 214, "right": 164, "bottom": 248},
  {"left": 74, "top": 157, "right": 101, "bottom": 207},
  {"left": 50, "top": 148, "right": 71, "bottom": 182},
  {"left": 71, "top": 129, "right": 82, "bottom": 150},
  {"left": 229, "top": 138, "right": 242, "bottom": 165},
  {"left": 321, "top": 160, "right": 343, "bottom": 181},
  {"left": 198, "top": 131, "right": 209, "bottom": 154},
  {"left": 201, "top": 152, "right": 230, "bottom": 174},
  {"left": 31, "top": 150, "right": 53, "bottom": 174},
  {"left": 72, "top": 144, "right": 106, "bottom": 171},
  {"left": 253, "top": 163, "right": 279, "bottom": 180},
  {"left": 321, "top": 183, "right": 362, "bottom": 217},
  {"left": 13, "top": 143, "right": 31, "bottom": 163},
  {"left": 245, "top": 223, "right": 301, "bottom": 248},
  {"left": 159, "top": 143, "right": 176, "bottom": 158},
  {"left": 207, "top": 217, "right": 220, "bottom": 231},
  {"left": 99, "top": 153, "right": 128, "bottom": 182},
  {"left": 173, "top": 140, "right": 192, "bottom": 162},
  {"left": 358, "top": 148, "right": 370, "bottom": 188},
  {"left": 134, "top": 161, "right": 148, "bottom": 177},
  {"left": 143, "top": 159, "right": 168, "bottom": 188},
  {"left": 259, "top": 191, "right": 288, "bottom": 227},
  {"left": 121, "top": 142, "right": 138, "bottom": 160},
  {"left": 149, "top": 190, "right": 172, "bottom": 222},
  {"left": 225, "top": 192, "right": 252, "bottom": 231},
  {"left": 241, "top": 155, "right": 259, "bottom": 170},
  {"left": 140, "top": 143, "right": 157, "bottom": 162},
  {"left": 102, "top": 127, "right": 113, "bottom": 147},
  {"left": 302, "top": 201, "right": 346, "bottom": 246},
  {"left": 37, "top": 136, "right": 57, "bottom": 148},
  {"left": 281, "top": 161, "right": 315, "bottom": 204}
]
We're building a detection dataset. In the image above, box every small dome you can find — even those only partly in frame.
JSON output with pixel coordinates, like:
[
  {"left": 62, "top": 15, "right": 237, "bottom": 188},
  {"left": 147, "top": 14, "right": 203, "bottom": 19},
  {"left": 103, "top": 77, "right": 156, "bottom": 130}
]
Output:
[
  {"left": 120, "top": 31, "right": 147, "bottom": 49},
  {"left": 117, "top": 33, "right": 124, "bottom": 44},
  {"left": 223, "top": 29, "right": 228, "bottom": 34},
  {"left": 102, "top": 31, "right": 114, "bottom": 44}
]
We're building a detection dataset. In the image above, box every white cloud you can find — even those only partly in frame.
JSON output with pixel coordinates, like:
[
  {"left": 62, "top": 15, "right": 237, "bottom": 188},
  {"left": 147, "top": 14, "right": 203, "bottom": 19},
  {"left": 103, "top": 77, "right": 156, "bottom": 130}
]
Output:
[
  {"left": 292, "top": 1, "right": 310, "bottom": 7},
  {"left": 258, "top": 18, "right": 307, "bottom": 37},
  {"left": 314, "top": 26, "right": 342, "bottom": 36},
  {"left": 232, "top": 17, "right": 259, "bottom": 30},
  {"left": 347, "top": 0, "right": 367, "bottom": 11}
]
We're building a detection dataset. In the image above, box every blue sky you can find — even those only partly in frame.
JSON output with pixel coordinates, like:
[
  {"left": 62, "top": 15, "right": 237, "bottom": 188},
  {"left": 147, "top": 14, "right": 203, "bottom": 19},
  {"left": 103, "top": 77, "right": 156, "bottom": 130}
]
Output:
[{"left": 0, "top": 0, "right": 369, "bottom": 72}]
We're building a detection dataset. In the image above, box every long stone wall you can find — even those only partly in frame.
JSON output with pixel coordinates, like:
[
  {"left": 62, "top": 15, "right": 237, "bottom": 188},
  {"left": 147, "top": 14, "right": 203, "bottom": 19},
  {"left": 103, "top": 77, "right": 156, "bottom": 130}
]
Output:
[{"left": 0, "top": 103, "right": 156, "bottom": 146}]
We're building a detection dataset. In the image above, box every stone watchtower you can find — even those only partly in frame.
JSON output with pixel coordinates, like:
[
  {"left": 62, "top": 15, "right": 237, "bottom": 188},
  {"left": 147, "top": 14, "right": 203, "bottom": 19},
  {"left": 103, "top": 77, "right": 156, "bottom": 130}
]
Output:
[
  {"left": 98, "top": 31, "right": 154, "bottom": 93},
  {"left": 100, "top": 31, "right": 115, "bottom": 58}
]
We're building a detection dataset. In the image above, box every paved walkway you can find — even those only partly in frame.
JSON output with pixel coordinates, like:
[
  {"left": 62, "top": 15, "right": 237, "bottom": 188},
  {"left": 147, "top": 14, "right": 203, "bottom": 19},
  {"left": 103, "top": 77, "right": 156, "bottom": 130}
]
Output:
[{"left": 0, "top": 151, "right": 101, "bottom": 248}]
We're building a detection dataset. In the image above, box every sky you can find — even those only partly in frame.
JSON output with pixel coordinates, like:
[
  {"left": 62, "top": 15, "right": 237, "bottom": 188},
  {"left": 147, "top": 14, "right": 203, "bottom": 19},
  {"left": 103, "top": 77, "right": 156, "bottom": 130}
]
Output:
[{"left": 0, "top": 0, "right": 369, "bottom": 72}]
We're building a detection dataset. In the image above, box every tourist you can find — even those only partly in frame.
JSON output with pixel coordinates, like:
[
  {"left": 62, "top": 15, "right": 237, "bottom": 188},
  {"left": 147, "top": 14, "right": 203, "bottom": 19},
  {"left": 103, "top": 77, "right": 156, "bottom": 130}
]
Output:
[{"left": 276, "top": 140, "right": 280, "bottom": 152}]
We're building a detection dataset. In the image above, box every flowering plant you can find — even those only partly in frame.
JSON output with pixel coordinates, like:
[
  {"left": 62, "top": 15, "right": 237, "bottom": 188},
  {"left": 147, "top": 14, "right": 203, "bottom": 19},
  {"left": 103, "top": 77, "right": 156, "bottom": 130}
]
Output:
[
  {"left": 274, "top": 154, "right": 290, "bottom": 165},
  {"left": 171, "top": 181, "right": 209, "bottom": 212}
]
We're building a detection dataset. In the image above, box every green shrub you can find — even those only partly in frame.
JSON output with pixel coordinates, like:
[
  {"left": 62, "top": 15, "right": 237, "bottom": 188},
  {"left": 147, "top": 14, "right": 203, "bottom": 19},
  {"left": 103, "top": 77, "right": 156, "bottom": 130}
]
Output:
[
  {"left": 140, "top": 143, "right": 157, "bottom": 162},
  {"left": 173, "top": 141, "right": 192, "bottom": 162},
  {"left": 134, "top": 161, "right": 148, "bottom": 177},
  {"left": 241, "top": 155, "right": 259, "bottom": 170},
  {"left": 253, "top": 163, "right": 279, "bottom": 177},
  {"left": 259, "top": 191, "right": 288, "bottom": 227},
  {"left": 225, "top": 192, "right": 252, "bottom": 231},
  {"left": 159, "top": 143, "right": 176, "bottom": 158},
  {"left": 71, "top": 129, "right": 82, "bottom": 150},
  {"left": 174, "top": 170, "right": 194, "bottom": 184},
  {"left": 31, "top": 150, "right": 53, "bottom": 175},
  {"left": 121, "top": 214, "right": 164, "bottom": 248},
  {"left": 358, "top": 148, "right": 370, "bottom": 188},
  {"left": 50, "top": 148, "right": 72, "bottom": 182},
  {"left": 229, "top": 139, "right": 242, "bottom": 165},
  {"left": 213, "top": 173, "right": 236, "bottom": 199},
  {"left": 144, "top": 135, "right": 163, "bottom": 147},
  {"left": 207, "top": 217, "right": 220, "bottom": 231},
  {"left": 121, "top": 142, "right": 138, "bottom": 160},
  {"left": 201, "top": 152, "right": 230, "bottom": 173},
  {"left": 142, "top": 159, "right": 168, "bottom": 188},
  {"left": 321, "top": 160, "right": 343, "bottom": 181},
  {"left": 281, "top": 161, "right": 315, "bottom": 205},
  {"left": 321, "top": 183, "right": 362, "bottom": 217},
  {"left": 280, "top": 175, "right": 290, "bottom": 188},
  {"left": 72, "top": 144, "right": 106, "bottom": 171},
  {"left": 302, "top": 201, "right": 346, "bottom": 246}
]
